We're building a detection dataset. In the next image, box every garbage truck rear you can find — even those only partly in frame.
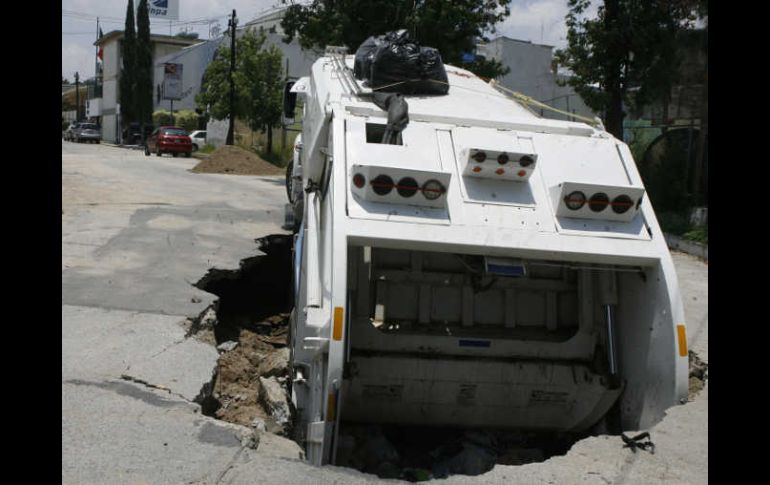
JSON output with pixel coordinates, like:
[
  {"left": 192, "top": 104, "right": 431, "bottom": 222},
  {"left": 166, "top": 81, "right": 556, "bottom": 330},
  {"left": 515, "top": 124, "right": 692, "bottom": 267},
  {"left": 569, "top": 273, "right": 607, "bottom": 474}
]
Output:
[{"left": 284, "top": 46, "right": 688, "bottom": 466}]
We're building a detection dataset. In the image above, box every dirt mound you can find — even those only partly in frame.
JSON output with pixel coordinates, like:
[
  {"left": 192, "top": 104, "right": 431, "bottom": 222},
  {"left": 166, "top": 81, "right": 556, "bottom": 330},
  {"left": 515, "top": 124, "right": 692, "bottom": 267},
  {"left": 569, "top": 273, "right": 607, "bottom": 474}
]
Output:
[{"left": 191, "top": 145, "right": 284, "bottom": 176}]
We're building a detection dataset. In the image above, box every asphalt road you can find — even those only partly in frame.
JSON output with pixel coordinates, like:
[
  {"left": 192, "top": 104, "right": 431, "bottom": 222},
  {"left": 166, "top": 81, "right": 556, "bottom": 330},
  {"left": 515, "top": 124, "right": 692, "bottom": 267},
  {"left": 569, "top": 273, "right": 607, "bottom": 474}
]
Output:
[{"left": 61, "top": 140, "right": 707, "bottom": 484}]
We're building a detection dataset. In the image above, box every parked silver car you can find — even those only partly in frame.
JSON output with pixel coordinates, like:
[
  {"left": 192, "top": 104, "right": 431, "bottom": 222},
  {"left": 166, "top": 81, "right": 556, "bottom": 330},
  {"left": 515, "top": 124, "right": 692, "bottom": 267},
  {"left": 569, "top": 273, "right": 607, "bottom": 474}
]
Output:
[{"left": 75, "top": 123, "right": 101, "bottom": 143}]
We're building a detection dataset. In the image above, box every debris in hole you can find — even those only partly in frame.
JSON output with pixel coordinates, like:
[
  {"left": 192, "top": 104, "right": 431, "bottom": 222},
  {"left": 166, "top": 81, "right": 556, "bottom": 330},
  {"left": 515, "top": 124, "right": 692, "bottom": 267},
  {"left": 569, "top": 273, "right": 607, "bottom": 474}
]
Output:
[
  {"left": 336, "top": 424, "right": 579, "bottom": 481},
  {"left": 217, "top": 340, "right": 239, "bottom": 353},
  {"left": 259, "top": 376, "right": 292, "bottom": 429},
  {"left": 688, "top": 351, "right": 708, "bottom": 400},
  {"left": 192, "top": 234, "right": 295, "bottom": 439}
]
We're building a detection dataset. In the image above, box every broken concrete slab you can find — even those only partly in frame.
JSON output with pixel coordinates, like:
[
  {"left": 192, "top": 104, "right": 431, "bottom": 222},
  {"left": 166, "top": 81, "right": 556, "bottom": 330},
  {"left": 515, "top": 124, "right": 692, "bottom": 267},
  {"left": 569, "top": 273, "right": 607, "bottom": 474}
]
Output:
[
  {"left": 258, "top": 376, "right": 292, "bottom": 427},
  {"left": 125, "top": 336, "right": 219, "bottom": 402},
  {"left": 218, "top": 340, "right": 239, "bottom": 353}
]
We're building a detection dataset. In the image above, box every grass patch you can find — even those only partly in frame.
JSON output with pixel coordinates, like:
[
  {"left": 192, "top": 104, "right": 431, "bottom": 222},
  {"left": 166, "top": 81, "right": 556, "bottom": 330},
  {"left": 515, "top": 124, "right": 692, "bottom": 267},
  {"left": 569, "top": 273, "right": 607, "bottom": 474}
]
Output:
[
  {"left": 683, "top": 224, "right": 708, "bottom": 244},
  {"left": 199, "top": 144, "right": 217, "bottom": 154}
]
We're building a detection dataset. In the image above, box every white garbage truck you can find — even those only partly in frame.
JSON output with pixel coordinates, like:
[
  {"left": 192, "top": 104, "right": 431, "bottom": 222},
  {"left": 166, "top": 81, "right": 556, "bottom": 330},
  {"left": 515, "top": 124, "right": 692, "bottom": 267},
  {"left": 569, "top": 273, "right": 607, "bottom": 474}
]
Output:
[{"left": 284, "top": 46, "right": 688, "bottom": 466}]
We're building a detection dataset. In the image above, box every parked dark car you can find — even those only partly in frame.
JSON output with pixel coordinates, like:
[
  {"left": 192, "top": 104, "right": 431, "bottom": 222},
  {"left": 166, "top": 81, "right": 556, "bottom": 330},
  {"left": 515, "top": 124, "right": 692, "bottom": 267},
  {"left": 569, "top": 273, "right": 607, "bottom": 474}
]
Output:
[
  {"left": 75, "top": 123, "right": 101, "bottom": 143},
  {"left": 124, "top": 122, "right": 143, "bottom": 145},
  {"left": 145, "top": 126, "right": 192, "bottom": 157}
]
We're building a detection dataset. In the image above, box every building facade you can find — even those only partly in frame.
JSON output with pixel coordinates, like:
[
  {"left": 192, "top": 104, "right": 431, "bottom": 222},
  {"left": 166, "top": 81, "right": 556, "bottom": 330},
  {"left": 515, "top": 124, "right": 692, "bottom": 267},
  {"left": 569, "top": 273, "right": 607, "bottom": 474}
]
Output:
[
  {"left": 93, "top": 31, "right": 203, "bottom": 143},
  {"left": 476, "top": 37, "right": 596, "bottom": 123}
]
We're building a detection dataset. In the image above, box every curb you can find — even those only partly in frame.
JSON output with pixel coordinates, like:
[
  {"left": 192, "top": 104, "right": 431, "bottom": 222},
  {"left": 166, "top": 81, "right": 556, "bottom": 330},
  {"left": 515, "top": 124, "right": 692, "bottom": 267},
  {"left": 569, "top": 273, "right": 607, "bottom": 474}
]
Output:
[{"left": 665, "top": 233, "right": 708, "bottom": 261}]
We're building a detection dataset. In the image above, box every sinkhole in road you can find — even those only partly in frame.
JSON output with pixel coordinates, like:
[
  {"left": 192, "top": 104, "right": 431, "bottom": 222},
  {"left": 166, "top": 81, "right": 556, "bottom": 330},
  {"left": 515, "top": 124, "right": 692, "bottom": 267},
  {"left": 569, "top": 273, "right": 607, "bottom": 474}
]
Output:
[
  {"left": 188, "top": 233, "right": 709, "bottom": 481},
  {"left": 192, "top": 234, "right": 295, "bottom": 434}
]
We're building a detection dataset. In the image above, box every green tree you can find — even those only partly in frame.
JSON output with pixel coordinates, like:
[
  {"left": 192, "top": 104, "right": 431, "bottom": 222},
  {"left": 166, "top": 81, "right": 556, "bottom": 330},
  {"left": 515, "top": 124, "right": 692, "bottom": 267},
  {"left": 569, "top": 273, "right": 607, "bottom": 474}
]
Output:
[
  {"left": 280, "top": 0, "right": 511, "bottom": 78},
  {"left": 197, "top": 31, "right": 285, "bottom": 152},
  {"left": 237, "top": 31, "right": 284, "bottom": 153},
  {"left": 135, "top": 0, "right": 154, "bottom": 124},
  {"left": 120, "top": 0, "right": 137, "bottom": 129},
  {"left": 555, "top": 0, "right": 704, "bottom": 139},
  {"left": 196, "top": 44, "right": 241, "bottom": 121}
]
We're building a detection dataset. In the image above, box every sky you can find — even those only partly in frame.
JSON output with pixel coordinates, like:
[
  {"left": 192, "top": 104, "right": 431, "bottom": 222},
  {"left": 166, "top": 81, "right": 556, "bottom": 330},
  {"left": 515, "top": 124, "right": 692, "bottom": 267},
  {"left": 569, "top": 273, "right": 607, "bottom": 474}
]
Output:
[{"left": 62, "top": 0, "right": 598, "bottom": 82}]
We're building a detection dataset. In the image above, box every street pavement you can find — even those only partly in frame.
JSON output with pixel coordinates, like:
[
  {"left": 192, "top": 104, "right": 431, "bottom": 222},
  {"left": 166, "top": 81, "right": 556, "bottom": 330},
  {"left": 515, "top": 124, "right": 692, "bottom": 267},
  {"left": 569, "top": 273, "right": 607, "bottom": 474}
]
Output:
[{"left": 62, "top": 140, "right": 707, "bottom": 484}]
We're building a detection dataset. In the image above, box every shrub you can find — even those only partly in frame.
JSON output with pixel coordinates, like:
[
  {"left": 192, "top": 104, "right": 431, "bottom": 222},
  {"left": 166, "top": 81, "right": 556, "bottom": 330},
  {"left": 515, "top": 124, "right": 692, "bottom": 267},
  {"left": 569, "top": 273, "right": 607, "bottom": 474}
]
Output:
[{"left": 152, "top": 110, "right": 174, "bottom": 127}]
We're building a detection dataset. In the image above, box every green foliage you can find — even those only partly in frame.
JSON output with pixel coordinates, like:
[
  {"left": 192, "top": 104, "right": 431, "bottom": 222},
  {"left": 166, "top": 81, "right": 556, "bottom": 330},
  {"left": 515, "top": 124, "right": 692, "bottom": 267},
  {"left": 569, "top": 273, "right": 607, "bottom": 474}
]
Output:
[
  {"left": 237, "top": 31, "right": 284, "bottom": 153},
  {"left": 196, "top": 45, "right": 234, "bottom": 121},
  {"left": 152, "top": 110, "right": 174, "bottom": 126},
  {"left": 135, "top": 0, "right": 154, "bottom": 124},
  {"left": 555, "top": 0, "right": 705, "bottom": 137},
  {"left": 657, "top": 212, "right": 691, "bottom": 236},
  {"left": 62, "top": 119, "right": 70, "bottom": 131},
  {"left": 280, "top": 0, "right": 512, "bottom": 78},
  {"left": 175, "top": 31, "right": 199, "bottom": 39},
  {"left": 198, "top": 30, "right": 285, "bottom": 152},
  {"left": 683, "top": 224, "right": 707, "bottom": 244},
  {"left": 199, "top": 144, "right": 217, "bottom": 154},
  {"left": 175, "top": 110, "right": 199, "bottom": 132},
  {"left": 120, "top": 0, "right": 137, "bottom": 126}
]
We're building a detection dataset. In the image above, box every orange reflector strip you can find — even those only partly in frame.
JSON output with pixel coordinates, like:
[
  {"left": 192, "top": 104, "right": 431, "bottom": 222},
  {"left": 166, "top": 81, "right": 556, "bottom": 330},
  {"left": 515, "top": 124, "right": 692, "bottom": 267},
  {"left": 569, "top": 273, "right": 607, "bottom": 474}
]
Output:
[
  {"left": 677, "top": 324, "right": 688, "bottom": 357},
  {"left": 326, "top": 392, "right": 336, "bottom": 421},
  {"left": 333, "top": 307, "right": 344, "bottom": 341}
]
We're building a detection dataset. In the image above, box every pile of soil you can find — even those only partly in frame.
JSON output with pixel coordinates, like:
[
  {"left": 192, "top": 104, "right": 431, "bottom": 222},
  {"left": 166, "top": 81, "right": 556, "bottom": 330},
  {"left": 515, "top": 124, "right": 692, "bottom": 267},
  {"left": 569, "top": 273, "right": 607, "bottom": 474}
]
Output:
[{"left": 191, "top": 145, "right": 284, "bottom": 176}]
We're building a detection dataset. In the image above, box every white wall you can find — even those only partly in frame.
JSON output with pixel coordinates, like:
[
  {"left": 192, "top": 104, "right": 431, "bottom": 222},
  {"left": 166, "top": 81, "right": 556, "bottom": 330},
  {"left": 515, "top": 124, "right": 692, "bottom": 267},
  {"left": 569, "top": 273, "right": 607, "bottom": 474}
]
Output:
[{"left": 478, "top": 38, "right": 596, "bottom": 123}]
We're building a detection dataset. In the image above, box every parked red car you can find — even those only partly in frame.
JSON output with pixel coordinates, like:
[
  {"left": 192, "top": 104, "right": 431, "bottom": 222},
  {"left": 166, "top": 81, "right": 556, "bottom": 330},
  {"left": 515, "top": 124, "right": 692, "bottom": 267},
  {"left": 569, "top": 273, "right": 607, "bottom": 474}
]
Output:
[{"left": 145, "top": 126, "right": 192, "bottom": 157}]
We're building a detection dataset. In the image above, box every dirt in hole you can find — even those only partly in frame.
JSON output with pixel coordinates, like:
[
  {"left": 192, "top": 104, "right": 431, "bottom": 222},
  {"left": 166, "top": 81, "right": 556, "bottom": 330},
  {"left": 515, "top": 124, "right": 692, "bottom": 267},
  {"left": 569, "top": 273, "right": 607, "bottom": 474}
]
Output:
[
  {"left": 194, "top": 234, "right": 295, "bottom": 436},
  {"left": 337, "top": 423, "right": 582, "bottom": 481},
  {"left": 688, "top": 351, "right": 708, "bottom": 400}
]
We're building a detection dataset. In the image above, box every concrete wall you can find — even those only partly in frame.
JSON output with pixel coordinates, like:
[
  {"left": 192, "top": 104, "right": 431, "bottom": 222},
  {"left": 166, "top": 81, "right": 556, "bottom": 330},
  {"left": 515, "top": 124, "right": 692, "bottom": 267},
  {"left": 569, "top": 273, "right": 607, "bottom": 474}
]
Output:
[{"left": 478, "top": 38, "right": 595, "bottom": 123}]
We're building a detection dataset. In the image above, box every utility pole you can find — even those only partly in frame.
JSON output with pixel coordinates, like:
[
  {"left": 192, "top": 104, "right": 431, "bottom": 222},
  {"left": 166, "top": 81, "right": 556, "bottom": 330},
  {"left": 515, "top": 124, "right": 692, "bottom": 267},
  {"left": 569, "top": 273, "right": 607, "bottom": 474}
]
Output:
[
  {"left": 226, "top": 9, "right": 237, "bottom": 145},
  {"left": 75, "top": 72, "right": 80, "bottom": 121}
]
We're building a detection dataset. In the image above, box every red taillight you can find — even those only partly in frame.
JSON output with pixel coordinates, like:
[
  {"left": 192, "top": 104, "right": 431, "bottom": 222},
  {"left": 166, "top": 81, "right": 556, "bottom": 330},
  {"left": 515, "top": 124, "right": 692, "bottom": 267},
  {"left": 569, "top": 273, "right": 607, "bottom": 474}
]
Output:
[
  {"left": 353, "top": 173, "right": 365, "bottom": 188},
  {"left": 495, "top": 168, "right": 505, "bottom": 175},
  {"left": 497, "top": 153, "right": 509, "bottom": 165},
  {"left": 472, "top": 166, "right": 482, "bottom": 173},
  {"left": 371, "top": 174, "right": 394, "bottom": 195},
  {"left": 611, "top": 194, "right": 633, "bottom": 214},
  {"left": 517, "top": 170, "right": 526, "bottom": 177},
  {"left": 472, "top": 151, "right": 487, "bottom": 163}
]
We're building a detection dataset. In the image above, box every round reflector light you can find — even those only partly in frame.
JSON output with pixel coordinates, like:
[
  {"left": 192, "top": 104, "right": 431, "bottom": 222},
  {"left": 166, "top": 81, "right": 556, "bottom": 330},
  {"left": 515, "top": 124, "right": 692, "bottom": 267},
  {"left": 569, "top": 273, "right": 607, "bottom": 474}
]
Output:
[
  {"left": 397, "top": 177, "right": 419, "bottom": 198},
  {"left": 422, "top": 180, "right": 445, "bottom": 200},
  {"left": 497, "top": 153, "right": 509, "bottom": 165},
  {"left": 612, "top": 194, "right": 633, "bottom": 214},
  {"left": 519, "top": 155, "right": 535, "bottom": 167},
  {"left": 371, "top": 174, "right": 394, "bottom": 195},
  {"left": 517, "top": 170, "right": 526, "bottom": 177},
  {"left": 564, "top": 191, "right": 586, "bottom": 210},
  {"left": 352, "top": 173, "right": 366, "bottom": 188},
  {"left": 472, "top": 151, "right": 487, "bottom": 163},
  {"left": 495, "top": 168, "right": 505, "bottom": 175},
  {"left": 472, "top": 166, "right": 482, "bottom": 173},
  {"left": 588, "top": 193, "right": 610, "bottom": 212}
]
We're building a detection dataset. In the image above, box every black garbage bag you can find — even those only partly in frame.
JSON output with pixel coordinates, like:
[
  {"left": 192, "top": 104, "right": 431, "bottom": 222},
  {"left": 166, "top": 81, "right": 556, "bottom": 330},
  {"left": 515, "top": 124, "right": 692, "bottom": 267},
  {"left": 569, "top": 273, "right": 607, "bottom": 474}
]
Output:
[
  {"left": 355, "top": 30, "right": 449, "bottom": 95},
  {"left": 354, "top": 30, "right": 412, "bottom": 81},
  {"left": 354, "top": 36, "right": 382, "bottom": 80}
]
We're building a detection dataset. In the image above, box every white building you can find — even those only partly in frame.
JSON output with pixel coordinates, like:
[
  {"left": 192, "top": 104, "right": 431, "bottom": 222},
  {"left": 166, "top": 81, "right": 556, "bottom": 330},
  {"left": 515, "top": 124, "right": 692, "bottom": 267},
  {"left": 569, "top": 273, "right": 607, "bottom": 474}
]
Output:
[
  {"left": 476, "top": 37, "right": 596, "bottom": 122},
  {"left": 93, "top": 30, "right": 203, "bottom": 143}
]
